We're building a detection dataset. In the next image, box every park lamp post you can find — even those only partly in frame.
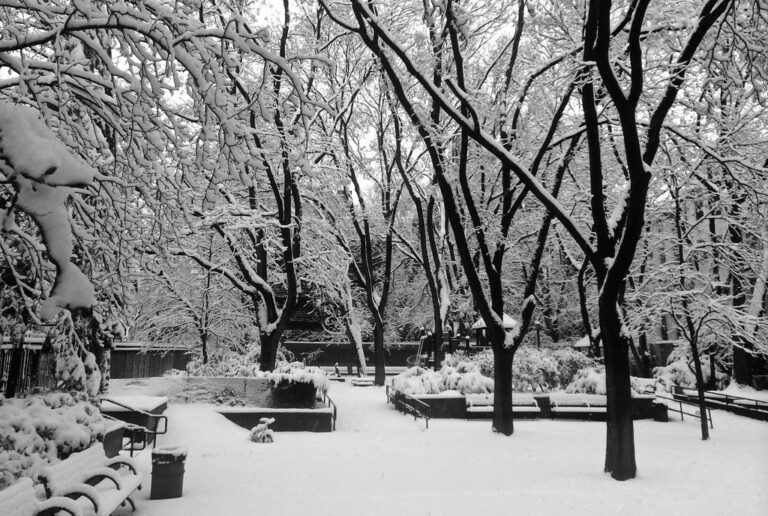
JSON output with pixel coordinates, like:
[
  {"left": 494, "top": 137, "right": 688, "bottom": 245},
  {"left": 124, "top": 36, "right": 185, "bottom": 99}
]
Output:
[{"left": 534, "top": 320, "right": 542, "bottom": 349}]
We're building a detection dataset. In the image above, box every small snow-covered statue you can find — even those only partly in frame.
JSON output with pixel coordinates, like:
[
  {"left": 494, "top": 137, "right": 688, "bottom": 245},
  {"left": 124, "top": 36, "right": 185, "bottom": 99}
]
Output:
[
  {"left": 333, "top": 362, "right": 342, "bottom": 377},
  {"left": 249, "top": 417, "right": 275, "bottom": 443}
]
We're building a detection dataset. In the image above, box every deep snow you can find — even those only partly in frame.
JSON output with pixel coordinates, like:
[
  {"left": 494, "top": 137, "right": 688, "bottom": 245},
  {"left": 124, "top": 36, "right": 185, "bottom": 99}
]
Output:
[{"left": 110, "top": 378, "right": 768, "bottom": 516}]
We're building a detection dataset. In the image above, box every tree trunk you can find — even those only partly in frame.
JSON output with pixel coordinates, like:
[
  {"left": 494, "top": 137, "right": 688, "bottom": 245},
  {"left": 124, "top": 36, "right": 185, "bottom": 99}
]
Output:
[
  {"left": 600, "top": 300, "right": 637, "bottom": 481},
  {"left": 200, "top": 331, "right": 209, "bottom": 365},
  {"left": 5, "top": 323, "right": 26, "bottom": 397},
  {"left": 344, "top": 319, "right": 367, "bottom": 376},
  {"left": 432, "top": 321, "right": 444, "bottom": 371},
  {"left": 490, "top": 326, "right": 514, "bottom": 435},
  {"left": 707, "top": 350, "right": 717, "bottom": 390},
  {"left": 97, "top": 348, "right": 111, "bottom": 395},
  {"left": 689, "top": 341, "right": 710, "bottom": 440},
  {"left": 372, "top": 318, "right": 386, "bottom": 385},
  {"left": 259, "top": 331, "right": 281, "bottom": 372},
  {"left": 637, "top": 332, "right": 651, "bottom": 378},
  {"left": 732, "top": 345, "right": 752, "bottom": 386}
]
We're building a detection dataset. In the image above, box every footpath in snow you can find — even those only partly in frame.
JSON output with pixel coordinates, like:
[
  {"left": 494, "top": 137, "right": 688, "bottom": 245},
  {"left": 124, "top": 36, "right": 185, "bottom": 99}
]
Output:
[{"left": 111, "top": 378, "right": 768, "bottom": 516}]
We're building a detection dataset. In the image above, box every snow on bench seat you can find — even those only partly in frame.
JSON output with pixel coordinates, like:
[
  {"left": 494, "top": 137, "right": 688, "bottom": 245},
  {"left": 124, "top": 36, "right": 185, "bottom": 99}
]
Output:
[
  {"left": 0, "top": 477, "right": 83, "bottom": 516},
  {"left": 466, "top": 405, "right": 541, "bottom": 413},
  {"left": 550, "top": 406, "right": 607, "bottom": 413},
  {"left": 465, "top": 394, "right": 541, "bottom": 415},
  {"left": 38, "top": 443, "right": 142, "bottom": 516},
  {"left": 550, "top": 396, "right": 607, "bottom": 416}
]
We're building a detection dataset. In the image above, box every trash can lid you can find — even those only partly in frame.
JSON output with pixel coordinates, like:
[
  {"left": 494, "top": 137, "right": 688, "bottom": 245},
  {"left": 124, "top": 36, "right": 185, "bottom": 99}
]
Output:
[{"left": 152, "top": 445, "right": 188, "bottom": 462}]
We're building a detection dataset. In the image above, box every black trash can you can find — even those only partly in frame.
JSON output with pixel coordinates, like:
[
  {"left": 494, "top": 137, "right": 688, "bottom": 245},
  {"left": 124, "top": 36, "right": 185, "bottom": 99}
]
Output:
[
  {"left": 652, "top": 401, "right": 669, "bottom": 422},
  {"left": 151, "top": 445, "right": 188, "bottom": 499}
]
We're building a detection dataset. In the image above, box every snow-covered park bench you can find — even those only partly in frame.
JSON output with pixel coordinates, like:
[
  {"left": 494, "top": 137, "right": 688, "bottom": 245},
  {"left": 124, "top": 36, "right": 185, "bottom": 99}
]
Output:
[
  {"left": 0, "top": 477, "right": 83, "bottom": 516},
  {"left": 465, "top": 393, "right": 541, "bottom": 419},
  {"left": 549, "top": 395, "right": 607, "bottom": 420},
  {"left": 37, "top": 443, "right": 143, "bottom": 516}
]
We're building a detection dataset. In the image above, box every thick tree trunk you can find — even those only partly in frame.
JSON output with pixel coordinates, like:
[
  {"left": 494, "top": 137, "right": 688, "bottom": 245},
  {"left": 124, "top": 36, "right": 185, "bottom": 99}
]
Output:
[
  {"left": 732, "top": 345, "right": 752, "bottom": 386},
  {"left": 432, "top": 321, "right": 443, "bottom": 370},
  {"left": 490, "top": 326, "right": 514, "bottom": 435},
  {"left": 600, "top": 300, "right": 637, "bottom": 481},
  {"left": 344, "top": 320, "right": 367, "bottom": 376},
  {"left": 259, "top": 331, "right": 281, "bottom": 372},
  {"left": 372, "top": 319, "right": 386, "bottom": 385},
  {"left": 200, "top": 331, "right": 209, "bottom": 365}
]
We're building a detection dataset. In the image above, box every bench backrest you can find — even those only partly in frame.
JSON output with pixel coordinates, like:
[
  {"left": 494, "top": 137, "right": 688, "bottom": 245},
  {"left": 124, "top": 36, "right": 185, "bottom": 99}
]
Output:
[
  {"left": 0, "top": 477, "right": 40, "bottom": 516},
  {"left": 40, "top": 443, "right": 107, "bottom": 492},
  {"left": 466, "top": 394, "right": 538, "bottom": 407}
]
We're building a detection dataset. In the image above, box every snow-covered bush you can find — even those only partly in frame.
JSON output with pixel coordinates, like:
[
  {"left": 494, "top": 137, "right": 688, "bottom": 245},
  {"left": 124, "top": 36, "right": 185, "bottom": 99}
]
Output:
[
  {"left": 392, "top": 367, "right": 443, "bottom": 395},
  {"left": 185, "top": 345, "right": 300, "bottom": 378},
  {"left": 444, "top": 347, "right": 596, "bottom": 392},
  {"left": 392, "top": 365, "right": 493, "bottom": 395},
  {"left": 445, "top": 349, "right": 494, "bottom": 377},
  {"left": 0, "top": 391, "right": 105, "bottom": 489},
  {"left": 452, "top": 369, "right": 494, "bottom": 394},
  {"left": 652, "top": 353, "right": 727, "bottom": 392},
  {"left": 512, "top": 349, "right": 559, "bottom": 392},
  {"left": 552, "top": 348, "right": 598, "bottom": 388},
  {"left": 565, "top": 366, "right": 607, "bottom": 395},
  {"left": 566, "top": 366, "right": 651, "bottom": 396},
  {"left": 268, "top": 362, "right": 329, "bottom": 394},
  {"left": 186, "top": 356, "right": 262, "bottom": 377}
]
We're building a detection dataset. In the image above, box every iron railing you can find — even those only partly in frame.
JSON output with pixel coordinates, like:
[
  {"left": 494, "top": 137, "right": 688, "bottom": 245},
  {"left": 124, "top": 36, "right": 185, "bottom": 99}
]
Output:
[{"left": 385, "top": 385, "right": 431, "bottom": 429}]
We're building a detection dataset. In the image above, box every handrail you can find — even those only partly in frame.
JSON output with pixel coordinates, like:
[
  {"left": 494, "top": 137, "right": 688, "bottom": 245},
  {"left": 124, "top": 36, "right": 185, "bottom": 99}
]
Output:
[
  {"left": 676, "top": 388, "right": 768, "bottom": 411},
  {"left": 657, "top": 393, "right": 713, "bottom": 429},
  {"left": 101, "top": 397, "right": 168, "bottom": 454},
  {"left": 323, "top": 392, "right": 337, "bottom": 431},
  {"left": 385, "top": 385, "right": 431, "bottom": 429}
]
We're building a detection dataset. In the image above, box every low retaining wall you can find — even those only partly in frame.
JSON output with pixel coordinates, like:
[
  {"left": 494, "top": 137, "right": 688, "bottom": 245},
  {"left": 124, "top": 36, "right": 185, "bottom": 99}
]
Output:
[
  {"left": 396, "top": 391, "right": 658, "bottom": 421},
  {"left": 180, "top": 377, "right": 332, "bottom": 431},
  {"left": 413, "top": 394, "right": 467, "bottom": 418},
  {"left": 181, "top": 377, "right": 318, "bottom": 408},
  {"left": 218, "top": 405, "right": 334, "bottom": 432}
]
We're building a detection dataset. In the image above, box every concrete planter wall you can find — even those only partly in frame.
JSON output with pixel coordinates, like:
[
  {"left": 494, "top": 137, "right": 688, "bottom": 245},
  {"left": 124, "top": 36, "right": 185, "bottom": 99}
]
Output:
[
  {"left": 413, "top": 394, "right": 468, "bottom": 418},
  {"left": 270, "top": 380, "right": 318, "bottom": 408},
  {"left": 219, "top": 407, "right": 333, "bottom": 432},
  {"left": 180, "top": 376, "right": 332, "bottom": 432},
  {"left": 182, "top": 376, "right": 320, "bottom": 408},
  {"left": 393, "top": 390, "right": 659, "bottom": 421}
]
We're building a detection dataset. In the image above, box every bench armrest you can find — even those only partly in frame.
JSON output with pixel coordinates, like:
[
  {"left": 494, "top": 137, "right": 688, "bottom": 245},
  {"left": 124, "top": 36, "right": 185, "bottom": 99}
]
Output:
[
  {"left": 36, "top": 496, "right": 85, "bottom": 516},
  {"left": 84, "top": 467, "right": 124, "bottom": 490},
  {"left": 57, "top": 484, "right": 101, "bottom": 515},
  {"left": 106, "top": 457, "right": 139, "bottom": 475}
]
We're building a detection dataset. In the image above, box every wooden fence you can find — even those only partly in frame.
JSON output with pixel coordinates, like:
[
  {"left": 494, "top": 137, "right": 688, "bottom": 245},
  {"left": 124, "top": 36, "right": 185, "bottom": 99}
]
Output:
[
  {"left": 110, "top": 343, "right": 190, "bottom": 379},
  {"left": 0, "top": 334, "right": 56, "bottom": 396}
]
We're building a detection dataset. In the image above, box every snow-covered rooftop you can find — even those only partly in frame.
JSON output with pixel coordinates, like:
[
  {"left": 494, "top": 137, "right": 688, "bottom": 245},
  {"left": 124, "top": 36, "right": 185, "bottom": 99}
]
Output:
[{"left": 470, "top": 313, "right": 517, "bottom": 330}]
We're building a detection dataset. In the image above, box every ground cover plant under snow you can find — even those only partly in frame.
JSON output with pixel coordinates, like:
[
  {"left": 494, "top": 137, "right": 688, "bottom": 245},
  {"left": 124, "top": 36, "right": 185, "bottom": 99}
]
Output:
[
  {"left": 0, "top": 391, "right": 104, "bottom": 489},
  {"left": 394, "top": 347, "right": 597, "bottom": 395},
  {"left": 268, "top": 362, "right": 329, "bottom": 394},
  {"left": 652, "top": 347, "right": 729, "bottom": 392}
]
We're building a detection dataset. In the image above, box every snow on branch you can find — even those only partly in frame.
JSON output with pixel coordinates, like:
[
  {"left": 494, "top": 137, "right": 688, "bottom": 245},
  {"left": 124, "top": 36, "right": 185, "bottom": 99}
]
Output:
[{"left": 0, "top": 103, "right": 96, "bottom": 319}]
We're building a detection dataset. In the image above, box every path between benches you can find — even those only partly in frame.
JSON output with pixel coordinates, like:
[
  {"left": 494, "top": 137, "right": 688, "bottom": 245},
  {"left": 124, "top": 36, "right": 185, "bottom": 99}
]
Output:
[{"left": 110, "top": 380, "right": 768, "bottom": 516}]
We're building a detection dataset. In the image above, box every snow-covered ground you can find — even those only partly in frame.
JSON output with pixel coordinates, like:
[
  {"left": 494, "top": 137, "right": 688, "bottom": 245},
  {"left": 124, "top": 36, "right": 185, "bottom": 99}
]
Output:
[{"left": 111, "top": 378, "right": 768, "bottom": 516}]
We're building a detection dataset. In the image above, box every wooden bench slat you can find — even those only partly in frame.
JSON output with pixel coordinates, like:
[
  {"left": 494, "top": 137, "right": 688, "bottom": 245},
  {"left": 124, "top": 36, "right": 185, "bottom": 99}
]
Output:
[
  {"left": 0, "top": 477, "right": 83, "bottom": 516},
  {"left": 39, "top": 443, "right": 142, "bottom": 516}
]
